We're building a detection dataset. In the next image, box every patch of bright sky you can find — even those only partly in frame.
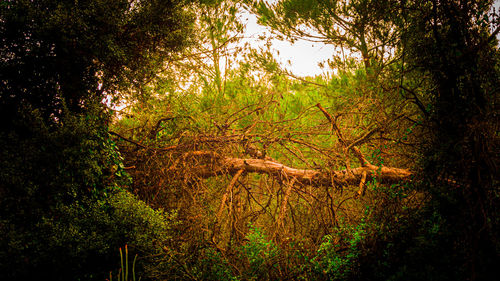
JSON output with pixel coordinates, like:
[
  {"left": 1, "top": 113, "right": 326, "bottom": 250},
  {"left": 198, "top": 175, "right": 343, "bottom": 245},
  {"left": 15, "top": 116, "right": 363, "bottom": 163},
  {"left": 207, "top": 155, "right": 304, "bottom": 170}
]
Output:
[
  {"left": 240, "top": 8, "right": 336, "bottom": 78},
  {"left": 241, "top": 0, "right": 500, "bottom": 78},
  {"left": 495, "top": 1, "right": 500, "bottom": 40}
]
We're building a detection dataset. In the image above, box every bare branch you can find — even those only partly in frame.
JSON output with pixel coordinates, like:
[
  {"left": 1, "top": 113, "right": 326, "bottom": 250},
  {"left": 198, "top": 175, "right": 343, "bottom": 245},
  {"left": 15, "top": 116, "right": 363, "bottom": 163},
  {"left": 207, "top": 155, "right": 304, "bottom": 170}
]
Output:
[
  {"left": 216, "top": 169, "right": 245, "bottom": 220},
  {"left": 188, "top": 156, "right": 411, "bottom": 187},
  {"left": 356, "top": 171, "right": 368, "bottom": 198}
]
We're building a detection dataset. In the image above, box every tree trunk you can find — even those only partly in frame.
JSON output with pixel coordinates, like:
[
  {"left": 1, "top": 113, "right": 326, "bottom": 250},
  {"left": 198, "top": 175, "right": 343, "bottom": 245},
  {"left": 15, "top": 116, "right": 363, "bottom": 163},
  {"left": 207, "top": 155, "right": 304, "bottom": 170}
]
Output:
[{"left": 192, "top": 156, "right": 412, "bottom": 187}]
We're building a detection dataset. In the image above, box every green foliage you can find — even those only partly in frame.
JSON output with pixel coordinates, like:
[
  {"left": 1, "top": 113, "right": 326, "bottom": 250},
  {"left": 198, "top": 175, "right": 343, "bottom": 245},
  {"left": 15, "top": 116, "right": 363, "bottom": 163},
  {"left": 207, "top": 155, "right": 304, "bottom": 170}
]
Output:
[
  {"left": 240, "top": 224, "right": 279, "bottom": 279},
  {"left": 313, "top": 219, "right": 369, "bottom": 280},
  {"left": 1, "top": 184, "right": 178, "bottom": 281},
  {"left": 109, "top": 191, "right": 179, "bottom": 267},
  {"left": 0, "top": 1, "right": 196, "bottom": 280},
  {"left": 248, "top": 0, "right": 401, "bottom": 72},
  {"left": 402, "top": 1, "right": 500, "bottom": 279},
  {"left": 0, "top": 0, "right": 195, "bottom": 122},
  {"left": 191, "top": 248, "right": 239, "bottom": 281},
  {"left": 1, "top": 1, "right": 497, "bottom": 280},
  {"left": 0, "top": 106, "right": 179, "bottom": 281},
  {"left": 0, "top": 104, "right": 114, "bottom": 216}
]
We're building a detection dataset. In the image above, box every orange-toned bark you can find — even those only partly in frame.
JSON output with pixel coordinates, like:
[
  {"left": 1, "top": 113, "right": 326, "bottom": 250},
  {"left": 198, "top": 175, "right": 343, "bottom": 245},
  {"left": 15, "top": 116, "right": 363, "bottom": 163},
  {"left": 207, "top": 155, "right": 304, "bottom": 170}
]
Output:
[{"left": 194, "top": 156, "right": 411, "bottom": 187}]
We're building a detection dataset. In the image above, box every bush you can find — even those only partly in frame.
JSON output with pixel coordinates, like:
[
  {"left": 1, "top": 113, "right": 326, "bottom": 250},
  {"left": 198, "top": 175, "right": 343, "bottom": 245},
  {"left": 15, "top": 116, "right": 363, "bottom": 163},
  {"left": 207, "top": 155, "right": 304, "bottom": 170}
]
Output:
[
  {"left": 313, "top": 220, "right": 368, "bottom": 281},
  {"left": 240, "top": 224, "right": 280, "bottom": 280},
  {"left": 0, "top": 106, "right": 177, "bottom": 281}
]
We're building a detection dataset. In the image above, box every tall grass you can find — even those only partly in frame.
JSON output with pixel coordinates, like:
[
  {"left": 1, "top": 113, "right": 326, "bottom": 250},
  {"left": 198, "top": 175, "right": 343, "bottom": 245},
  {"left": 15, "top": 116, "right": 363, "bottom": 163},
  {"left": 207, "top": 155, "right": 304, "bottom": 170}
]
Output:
[{"left": 108, "top": 245, "right": 140, "bottom": 281}]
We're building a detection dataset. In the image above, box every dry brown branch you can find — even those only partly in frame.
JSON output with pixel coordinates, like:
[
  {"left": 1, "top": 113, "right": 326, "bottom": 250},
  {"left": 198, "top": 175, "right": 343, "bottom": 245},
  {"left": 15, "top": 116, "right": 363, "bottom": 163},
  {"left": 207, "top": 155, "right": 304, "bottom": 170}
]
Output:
[
  {"left": 109, "top": 131, "right": 149, "bottom": 149},
  {"left": 277, "top": 177, "right": 297, "bottom": 230},
  {"left": 356, "top": 171, "right": 368, "bottom": 198},
  {"left": 351, "top": 146, "right": 370, "bottom": 167},
  {"left": 316, "top": 103, "right": 373, "bottom": 168},
  {"left": 346, "top": 126, "right": 380, "bottom": 151},
  {"left": 188, "top": 155, "right": 411, "bottom": 187},
  {"left": 283, "top": 69, "right": 328, "bottom": 88},
  {"left": 149, "top": 115, "right": 194, "bottom": 138},
  {"left": 316, "top": 103, "right": 347, "bottom": 146},
  {"left": 216, "top": 169, "right": 245, "bottom": 220}
]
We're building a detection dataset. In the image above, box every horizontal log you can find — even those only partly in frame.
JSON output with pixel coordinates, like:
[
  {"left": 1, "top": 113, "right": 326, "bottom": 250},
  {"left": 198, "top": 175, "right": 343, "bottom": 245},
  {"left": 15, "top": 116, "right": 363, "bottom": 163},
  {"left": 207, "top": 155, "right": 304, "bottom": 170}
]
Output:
[{"left": 193, "top": 156, "right": 412, "bottom": 187}]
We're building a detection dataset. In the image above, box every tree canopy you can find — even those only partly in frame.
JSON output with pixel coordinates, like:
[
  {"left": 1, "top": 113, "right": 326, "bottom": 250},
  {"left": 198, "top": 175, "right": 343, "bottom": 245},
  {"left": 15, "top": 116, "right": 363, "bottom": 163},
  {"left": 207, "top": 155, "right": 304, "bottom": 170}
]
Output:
[{"left": 1, "top": 1, "right": 499, "bottom": 280}]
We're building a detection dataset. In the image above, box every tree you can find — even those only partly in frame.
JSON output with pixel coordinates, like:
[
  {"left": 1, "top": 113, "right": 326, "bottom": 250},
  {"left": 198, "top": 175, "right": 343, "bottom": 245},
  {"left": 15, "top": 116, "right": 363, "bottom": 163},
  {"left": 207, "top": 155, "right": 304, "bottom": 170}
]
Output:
[
  {"left": 400, "top": 1, "right": 500, "bottom": 279},
  {"left": 110, "top": 4, "right": 421, "bottom": 267},
  {"left": 0, "top": 0, "right": 194, "bottom": 122},
  {"left": 240, "top": 1, "right": 500, "bottom": 280},
  {"left": 0, "top": 1, "right": 196, "bottom": 280},
  {"left": 246, "top": 0, "right": 401, "bottom": 73}
]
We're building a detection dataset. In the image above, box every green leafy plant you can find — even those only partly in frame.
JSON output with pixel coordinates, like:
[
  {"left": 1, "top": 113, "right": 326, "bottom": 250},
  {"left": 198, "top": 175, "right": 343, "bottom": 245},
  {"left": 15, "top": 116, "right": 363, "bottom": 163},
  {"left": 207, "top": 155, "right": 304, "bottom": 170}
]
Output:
[
  {"left": 192, "top": 248, "right": 239, "bottom": 281},
  {"left": 241, "top": 224, "right": 279, "bottom": 280},
  {"left": 313, "top": 220, "right": 370, "bottom": 280}
]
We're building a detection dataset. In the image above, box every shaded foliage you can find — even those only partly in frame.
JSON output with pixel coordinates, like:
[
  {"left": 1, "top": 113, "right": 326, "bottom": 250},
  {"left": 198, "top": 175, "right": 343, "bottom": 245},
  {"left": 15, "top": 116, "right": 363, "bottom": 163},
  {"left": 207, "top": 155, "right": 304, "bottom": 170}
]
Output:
[
  {"left": 0, "top": 0, "right": 194, "bottom": 122},
  {"left": 0, "top": 106, "right": 177, "bottom": 280},
  {"left": 1, "top": 0, "right": 499, "bottom": 280},
  {"left": 0, "top": 0, "right": 196, "bottom": 280}
]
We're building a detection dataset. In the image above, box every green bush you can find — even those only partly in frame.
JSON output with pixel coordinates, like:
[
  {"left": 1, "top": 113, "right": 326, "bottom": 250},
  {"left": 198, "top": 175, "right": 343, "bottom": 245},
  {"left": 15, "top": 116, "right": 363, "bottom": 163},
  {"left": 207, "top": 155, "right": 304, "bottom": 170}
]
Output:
[
  {"left": 191, "top": 248, "right": 239, "bottom": 281},
  {"left": 240, "top": 225, "right": 280, "bottom": 280},
  {"left": 0, "top": 107, "right": 178, "bottom": 281},
  {"left": 313, "top": 221, "right": 368, "bottom": 281}
]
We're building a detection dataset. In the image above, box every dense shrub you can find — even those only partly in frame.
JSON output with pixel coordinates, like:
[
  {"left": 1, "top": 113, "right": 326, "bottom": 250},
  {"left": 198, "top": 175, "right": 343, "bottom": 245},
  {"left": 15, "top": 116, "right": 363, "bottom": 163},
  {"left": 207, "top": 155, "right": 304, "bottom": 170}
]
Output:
[{"left": 0, "top": 106, "right": 178, "bottom": 281}]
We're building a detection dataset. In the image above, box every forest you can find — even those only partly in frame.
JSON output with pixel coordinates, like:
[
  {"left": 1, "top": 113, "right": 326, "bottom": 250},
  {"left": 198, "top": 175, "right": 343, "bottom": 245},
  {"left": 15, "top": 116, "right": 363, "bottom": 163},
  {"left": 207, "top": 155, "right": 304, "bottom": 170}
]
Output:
[{"left": 0, "top": 0, "right": 499, "bottom": 280}]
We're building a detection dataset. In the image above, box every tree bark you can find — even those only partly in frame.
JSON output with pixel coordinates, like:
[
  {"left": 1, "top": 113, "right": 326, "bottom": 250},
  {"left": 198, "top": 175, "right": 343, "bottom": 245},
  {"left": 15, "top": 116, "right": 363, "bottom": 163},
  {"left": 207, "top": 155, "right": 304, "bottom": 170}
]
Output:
[{"left": 193, "top": 156, "right": 412, "bottom": 187}]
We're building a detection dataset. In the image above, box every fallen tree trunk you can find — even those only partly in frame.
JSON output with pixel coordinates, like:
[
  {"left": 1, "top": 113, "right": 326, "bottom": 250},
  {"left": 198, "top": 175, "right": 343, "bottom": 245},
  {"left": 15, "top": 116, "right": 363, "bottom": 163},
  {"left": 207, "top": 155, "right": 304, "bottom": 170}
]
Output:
[{"left": 193, "top": 156, "right": 412, "bottom": 187}]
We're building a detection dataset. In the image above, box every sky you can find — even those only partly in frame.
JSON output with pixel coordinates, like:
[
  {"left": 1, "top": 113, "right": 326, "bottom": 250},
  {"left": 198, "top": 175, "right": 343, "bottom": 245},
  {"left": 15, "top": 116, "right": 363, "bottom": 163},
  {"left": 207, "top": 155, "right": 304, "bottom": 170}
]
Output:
[
  {"left": 240, "top": 9, "right": 335, "bottom": 78},
  {"left": 241, "top": 1, "right": 500, "bottom": 78}
]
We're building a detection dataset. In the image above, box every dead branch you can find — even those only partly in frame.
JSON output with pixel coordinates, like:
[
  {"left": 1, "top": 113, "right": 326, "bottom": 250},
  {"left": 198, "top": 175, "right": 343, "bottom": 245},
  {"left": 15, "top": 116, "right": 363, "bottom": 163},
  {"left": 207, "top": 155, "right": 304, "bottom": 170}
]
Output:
[
  {"left": 356, "top": 171, "right": 368, "bottom": 198},
  {"left": 109, "top": 131, "right": 149, "bottom": 149},
  {"left": 149, "top": 115, "right": 194, "bottom": 139},
  {"left": 187, "top": 156, "right": 411, "bottom": 187},
  {"left": 316, "top": 103, "right": 347, "bottom": 146},
  {"left": 277, "top": 177, "right": 297, "bottom": 230},
  {"left": 316, "top": 103, "right": 373, "bottom": 168},
  {"left": 216, "top": 169, "right": 245, "bottom": 220}
]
